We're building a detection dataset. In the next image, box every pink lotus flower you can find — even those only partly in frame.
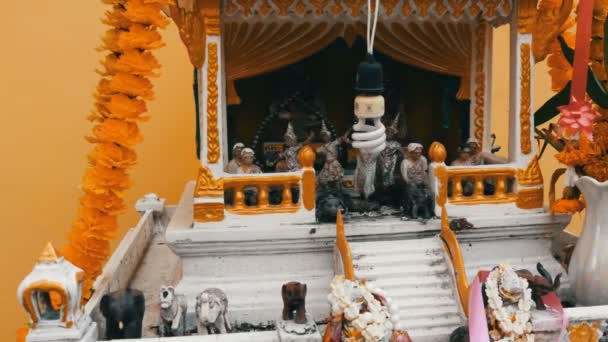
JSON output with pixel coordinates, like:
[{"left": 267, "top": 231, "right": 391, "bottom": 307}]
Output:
[{"left": 557, "top": 97, "right": 600, "bottom": 140}]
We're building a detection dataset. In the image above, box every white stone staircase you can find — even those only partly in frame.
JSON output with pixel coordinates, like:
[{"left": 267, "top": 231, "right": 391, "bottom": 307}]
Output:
[{"left": 348, "top": 236, "right": 466, "bottom": 342}]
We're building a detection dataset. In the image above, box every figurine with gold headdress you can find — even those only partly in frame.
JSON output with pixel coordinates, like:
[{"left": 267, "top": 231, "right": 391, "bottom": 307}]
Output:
[
  {"left": 316, "top": 121, "right": 348, "bottom": 189},
  {"left": 277, "top": 122, "right": 314, "bottom": 172},
  {"left": 377, "top": 113, "right": 404, "bottom": 191}
]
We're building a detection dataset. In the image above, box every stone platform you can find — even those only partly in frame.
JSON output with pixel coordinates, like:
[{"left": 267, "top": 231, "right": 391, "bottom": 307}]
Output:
[{"left": 156, "top": 182, "right": 572, "bottom": 337}]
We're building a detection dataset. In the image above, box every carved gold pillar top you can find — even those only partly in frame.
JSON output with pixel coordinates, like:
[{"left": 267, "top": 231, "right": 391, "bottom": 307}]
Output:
[
  {"left": 202, "top": 0, "right": 221, "bottom": 36},
  {"left": 516, "top": 0, "right": 537, "bottom": 34}
]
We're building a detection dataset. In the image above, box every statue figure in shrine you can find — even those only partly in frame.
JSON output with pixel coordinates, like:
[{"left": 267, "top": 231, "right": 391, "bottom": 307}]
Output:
[
  {"left": 451, "top": 145, "right": 474, "bottom": 166},
  {"left": 377, "top": 113, "right": 404, "bottom": 191},
  {"left": 401, "top": 143, "right": 434, "bottom": 219},
  {"left": 225, "top": 142, "right": 245, "bottom": 174},
  {"left": 316, "top": 121, "right": 348, "bottom": 189},
  {"left": 237, "top": 148, "right": 262, "bottom": 206},
  {"left": 467, "top": 138, "right": 484, "bottom": 166},
  {"left": 277, "top": 122, "right": 314, "bottom": 172},
  {"left": 354, "top": 151, "right": 378, "bottom": 199},
  {"left": 237, "top": 148, "right": 262, "bottom": 174}
]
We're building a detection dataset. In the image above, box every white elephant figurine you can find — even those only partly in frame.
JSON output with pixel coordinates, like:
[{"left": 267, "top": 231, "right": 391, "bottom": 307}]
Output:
[{"left": 195, "top": 288, "right": 231, "bottom": 335}]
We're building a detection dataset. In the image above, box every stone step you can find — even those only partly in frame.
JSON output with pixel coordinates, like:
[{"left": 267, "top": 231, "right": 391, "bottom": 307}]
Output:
[
  {"left": 365, "top": 274, "right": 453, "bottom": 288},
  {"left": 348, "top": 236, "right": 466, "bottom": 341},
  {"left": 350, "top": 239, "right": 441, "bottom": 255},
  {"left": 398, "top": 304, "right": 460, "bottom": 320},
  {"left": 354, "top": 262, "right": 450, "bottom": 278},
  {"left": 354, "top": 250, "right": 446, "bottom": 268}
]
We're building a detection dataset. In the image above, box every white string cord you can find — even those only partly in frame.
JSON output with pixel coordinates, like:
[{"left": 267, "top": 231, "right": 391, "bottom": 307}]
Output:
[{"left": 366, "top": 0, "right": 380, "bottom": 54}]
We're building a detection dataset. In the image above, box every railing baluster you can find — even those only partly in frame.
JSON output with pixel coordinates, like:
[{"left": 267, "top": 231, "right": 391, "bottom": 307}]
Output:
[
  {"left": 496, "top": 176, "right": 506, "bottom": 198},
  {"left": 453, "top": 176, "right": 463, "bottom": 199},
  {"left": 473, "top": 176, "right": 484, "bottom": 198},
  {"left": 258, "top": 183, "right": 269, "bottom": 208},
  {"left": 281, "top": 184, "right": 293, "bottom": 207},
  {"left": 234, "top": 186, "right": 245, "bottom": 209}
]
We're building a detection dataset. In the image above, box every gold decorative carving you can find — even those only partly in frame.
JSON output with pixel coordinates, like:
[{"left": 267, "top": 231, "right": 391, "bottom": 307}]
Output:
[
  {"left": 336, "top": 210, "right": 355, "bottom": 281},
  {"left": 223, "top": 0, "right": 512, "bottom": 18},
  {"left": 195, "top": 165, "right": 224, "bottom": 197},
  {"left": 39, "top": 242, "right": 59, "bottom": 263},
  {"left": 520, "top": 43, "right": 532, "bottom": 155},
  {"left": 429, "top": 141, "right": 447, "bottom": 163},
  {"left": 447, "top": 0, "right": 467, "bottom": 18},
  {"left": 517, "top": 0, "right": 537, "bottom": 33},
  {"left": 23, "top": 281, "right": 69, "bottom": 328},
  {"left": 345, "top": 0, "right": 365, "bottom": 16},
  {"left": 568, "top": 321, "right": 602, "bottom": 342},
  {"left": 194, "top": 203, "right": 225, "bottom": 222},
  {"left": 202, "top": 0, "right": 221, "bottom": 36},
  {"left": 206, "top": 42, "right": 220, "bottom": 164},
  {"left": 272, "top": 0, "right": 295, "bottom": 16},
  {"left": 473, "top": 21, "right": 487, "bottom": 149},
  {"left": 518, "top": 155, "right": 544, "bottom": 185},
  {"left": 168, "top": 2, "right": 207, "bottom": 68},
  {"left": 413, "top": 0, "right": 431, "bottom": 17},
  {"left": 516, "top": 187, "right": 544, "bottom": 209},
  {"left": 531, "top": 0, "right": 573, "bottom": 62}
]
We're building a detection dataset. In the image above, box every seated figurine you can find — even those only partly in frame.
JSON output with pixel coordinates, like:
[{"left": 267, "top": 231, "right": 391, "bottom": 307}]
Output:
[
  {"left": 316, "top": 121, "right": 347, "bottom": 190},
  {"left": 196, "top": 288, "right": 231, "bottom": 335},
  {"left": 225, "top": 142, "right": 244, "bottom": 174},
  {"left": 158, "top": 285, "right": 187, "bottom": 337},
  {"left": 400, "top": 143, "right": 434, "bottom": 219},
  {"left": 237, "top": 148, "right": 262, "bottom": 206}
]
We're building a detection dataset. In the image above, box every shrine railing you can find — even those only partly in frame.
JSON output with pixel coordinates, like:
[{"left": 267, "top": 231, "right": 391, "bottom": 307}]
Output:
[
  {"left": 223, "top": 146, "right": 315, "bottom": 215},
  {"left": 446, "top": 166, "right": 517, "bottom": 205},
  {"left": 428, "top": 141, "right": 543, "bottom": 212}
]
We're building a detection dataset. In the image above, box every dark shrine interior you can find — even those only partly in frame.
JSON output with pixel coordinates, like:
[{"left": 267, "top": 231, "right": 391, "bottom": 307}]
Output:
[{"left": 227, "top": 37, "right": 471, "bottom": 170}]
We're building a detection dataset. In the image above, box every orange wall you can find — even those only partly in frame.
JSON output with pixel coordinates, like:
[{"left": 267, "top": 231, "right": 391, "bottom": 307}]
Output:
[{"left": 0, "top": 2, "right": 578, "bottom": 340}]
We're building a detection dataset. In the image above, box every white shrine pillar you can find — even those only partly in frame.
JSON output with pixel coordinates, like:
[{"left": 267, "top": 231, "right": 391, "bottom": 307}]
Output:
[
  {"left": 469, "top": 20, "right": 493, "bottom": 152},
  {"left": 509, "top": 0, "right": 544, "bottom": 210},
  {"left": 194, "top": 0, "right": 228, "bottom": 224}
]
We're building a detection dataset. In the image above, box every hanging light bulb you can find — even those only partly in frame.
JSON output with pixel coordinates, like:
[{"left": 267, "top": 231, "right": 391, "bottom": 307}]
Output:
[
  {"left": 352, "top": 53, "right": 386, "bottom": 155},
  {"left": 352, "top": 0, "right": 385, "bottom": 156}
]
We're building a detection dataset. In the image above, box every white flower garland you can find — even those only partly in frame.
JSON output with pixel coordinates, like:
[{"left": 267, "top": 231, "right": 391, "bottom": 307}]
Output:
[
  {"left": 327, "top": 276, "right": 400, "bottom": 341},
  {"left": 485, "top": 265, "right": 535, "bottom": 341}
]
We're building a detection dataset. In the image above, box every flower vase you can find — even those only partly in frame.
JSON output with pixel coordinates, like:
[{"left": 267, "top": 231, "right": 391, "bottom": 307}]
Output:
[{"left": 569, "top": 175, "right": 608, "bottom": 306}]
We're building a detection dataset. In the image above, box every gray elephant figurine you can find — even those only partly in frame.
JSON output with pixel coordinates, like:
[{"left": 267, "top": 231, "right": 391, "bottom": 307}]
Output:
[
  {"left": 100, "top": 288, "right": 145, "bottom": 339},
  {"left": 195, "top": 288, "right": 231, "bottom": 335},
  {"left": 158, "top": 285, "right": 187, "bottom": 336}
]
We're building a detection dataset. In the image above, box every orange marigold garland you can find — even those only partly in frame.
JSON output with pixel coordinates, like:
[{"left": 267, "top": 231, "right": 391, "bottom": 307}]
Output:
[{"left": 61, "top": 0, "right": 172, "bottom": 299}]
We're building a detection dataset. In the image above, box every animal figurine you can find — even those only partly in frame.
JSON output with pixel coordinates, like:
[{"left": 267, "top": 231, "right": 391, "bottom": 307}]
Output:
[
  {"left": 449, "top": 218, "right": 474, "bottom": 231},
  {"left": 158, "top": 285, "right": 187, "bottom": 337},
  {"left": 195, "top": 288, "right": 231, "bottom": 335},
  {"left": 315, "top": 187, "right": 349, "bottom": 223},
  {"left": 100, "top": 288, "right": 145, "bottom": 339},
  {"left": 402, "top": 183, "right": 434, "bottom": 219},
  {"left": 282, "top": 281, "right": 307, "bottom": 324},
  {"left": 516, "top": 263, "right": 562, "bottom": 310}
]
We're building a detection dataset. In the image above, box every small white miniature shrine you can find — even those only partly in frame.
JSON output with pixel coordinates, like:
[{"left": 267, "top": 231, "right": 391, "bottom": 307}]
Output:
[{"left": 17, "top": 243, "right": 97, "bottom": 342}]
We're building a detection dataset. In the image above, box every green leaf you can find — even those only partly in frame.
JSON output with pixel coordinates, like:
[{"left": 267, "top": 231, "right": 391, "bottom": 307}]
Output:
[
  {"left": 534, "top": 81, "right": 571, "bottom": 126},
  {"left": 558, "top": 35, "right": 574, "bottom": 64}
]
